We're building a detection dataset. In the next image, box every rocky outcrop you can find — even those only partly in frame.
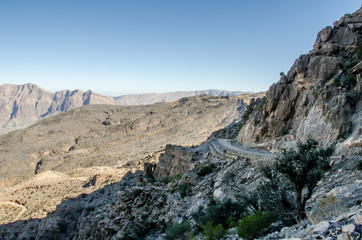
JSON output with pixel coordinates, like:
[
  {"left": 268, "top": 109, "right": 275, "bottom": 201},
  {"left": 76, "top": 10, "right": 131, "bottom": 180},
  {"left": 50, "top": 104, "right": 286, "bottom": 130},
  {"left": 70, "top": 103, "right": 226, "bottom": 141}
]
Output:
[
  {"left": 0, "top": 84, "right": 257, "bottom": 135},
  {"left": 238, "top": 8, "right": 362, "bottom": 153},
  {"left": 153, "top": 145, "right": 198, "bottom": 178},
  {"left": 262, "top": 209, "right": 362, "bottom": 240}
]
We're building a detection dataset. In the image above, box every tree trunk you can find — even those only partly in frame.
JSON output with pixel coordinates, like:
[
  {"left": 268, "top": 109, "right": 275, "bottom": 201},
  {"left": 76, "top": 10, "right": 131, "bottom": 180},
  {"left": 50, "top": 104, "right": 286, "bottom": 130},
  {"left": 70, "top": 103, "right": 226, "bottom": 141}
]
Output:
[{"left": 294, "top": 188, "right": 306, "bottom": 221}]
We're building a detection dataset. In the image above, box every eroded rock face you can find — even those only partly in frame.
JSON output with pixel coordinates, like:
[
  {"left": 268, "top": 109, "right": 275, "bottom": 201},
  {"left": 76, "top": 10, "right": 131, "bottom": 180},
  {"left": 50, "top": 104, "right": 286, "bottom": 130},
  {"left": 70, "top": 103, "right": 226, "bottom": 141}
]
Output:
[
  {"left": 238, "top": 7, "right": 362, "bottom": 152},
  {"left": 0, "top": 84, "right": 118, "bottom": 135},
  {"left": 153, "top": 145, "right": 198, "bottom": 178}
]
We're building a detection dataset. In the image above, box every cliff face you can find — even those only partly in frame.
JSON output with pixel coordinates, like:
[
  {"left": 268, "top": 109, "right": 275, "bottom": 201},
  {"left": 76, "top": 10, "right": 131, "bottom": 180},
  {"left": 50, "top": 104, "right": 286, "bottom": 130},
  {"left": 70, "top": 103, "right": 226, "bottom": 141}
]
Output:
[
  {"left": 238, "top": 8, "right": 362, "bottom": 152},
  {"left": 0, "top": 84, "right": 118, "bottom": 135}
]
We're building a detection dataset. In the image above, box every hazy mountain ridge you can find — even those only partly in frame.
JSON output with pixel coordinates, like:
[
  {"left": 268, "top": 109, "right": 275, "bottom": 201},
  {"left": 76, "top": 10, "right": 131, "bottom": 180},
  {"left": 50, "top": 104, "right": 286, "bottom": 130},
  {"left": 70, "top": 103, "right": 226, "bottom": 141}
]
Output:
[
  {"left": 114, "top": 89, "right": 249, "bottom": 105},
  {"left": 0, "top": 83, "right": 250, "bottom": 135}
]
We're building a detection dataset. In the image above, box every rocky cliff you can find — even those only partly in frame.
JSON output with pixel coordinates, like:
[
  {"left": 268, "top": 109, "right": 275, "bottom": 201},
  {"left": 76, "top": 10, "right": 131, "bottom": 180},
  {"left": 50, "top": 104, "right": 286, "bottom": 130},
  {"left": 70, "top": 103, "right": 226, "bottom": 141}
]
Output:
[
  {"left": 0, "top": 84, "right": 252, "bottom": 135},
  {"left": 238, "top": 8, "right": 362, "bottom": 153},
  {"left": 0, "top": 84, "right": 118, "bottom": 135}
]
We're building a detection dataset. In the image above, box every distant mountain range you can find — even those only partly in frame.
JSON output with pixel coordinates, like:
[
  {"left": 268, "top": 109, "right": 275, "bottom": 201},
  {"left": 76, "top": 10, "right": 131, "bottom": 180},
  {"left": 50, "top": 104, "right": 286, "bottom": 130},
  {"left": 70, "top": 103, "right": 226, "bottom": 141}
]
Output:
[{"left": 0, "top": 83, "right": 253, "bottom": 135}]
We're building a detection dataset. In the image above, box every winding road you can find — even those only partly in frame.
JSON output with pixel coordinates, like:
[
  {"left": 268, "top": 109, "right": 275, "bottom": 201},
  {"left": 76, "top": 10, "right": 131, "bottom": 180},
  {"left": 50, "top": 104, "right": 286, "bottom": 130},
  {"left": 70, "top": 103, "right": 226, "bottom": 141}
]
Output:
[
  {"left": 0, "top": 201, "right": 27, "bottom": 221},
  {"left": 214, "top": 138, "right": 277, "bottom": 161}
]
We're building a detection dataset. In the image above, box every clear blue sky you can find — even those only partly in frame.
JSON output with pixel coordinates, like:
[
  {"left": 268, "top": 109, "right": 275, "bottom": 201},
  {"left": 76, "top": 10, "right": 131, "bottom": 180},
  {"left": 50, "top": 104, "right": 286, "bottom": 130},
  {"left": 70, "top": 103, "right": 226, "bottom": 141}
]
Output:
[{"left": 0, "top": 1, "right": 360, "bottom": 96}]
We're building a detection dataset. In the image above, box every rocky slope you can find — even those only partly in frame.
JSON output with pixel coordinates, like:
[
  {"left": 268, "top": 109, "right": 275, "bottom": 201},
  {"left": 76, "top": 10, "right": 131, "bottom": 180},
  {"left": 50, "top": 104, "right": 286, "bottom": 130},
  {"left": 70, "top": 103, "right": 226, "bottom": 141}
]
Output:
[
  {"left": 0, "top": 7, "right": 361, "bottom": 240},
  {"left": 0, "top": 83, "right": 250, "bottom": 135},
  {"left": 0, "top": 94, "right": 264, "bottom": 224},
  {"left": 238, "top": 8, "right": 362, "bottom": 153},
  {"left": 0, "top": 137, "right": 360, "bottom": 240}
]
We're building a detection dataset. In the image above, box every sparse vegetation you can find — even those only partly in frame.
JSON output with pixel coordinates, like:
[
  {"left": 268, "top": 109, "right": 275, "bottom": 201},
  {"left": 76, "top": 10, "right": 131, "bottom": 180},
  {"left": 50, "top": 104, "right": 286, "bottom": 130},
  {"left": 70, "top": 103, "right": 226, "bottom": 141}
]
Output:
[
  {"left": 274, "top": 138, "right": 334, "bottom": 220},
  {"left": 222, "top": 170, "right": 236, "bottom": 185},
  {"left": 356, "top": 45, "right": 362, "bottom": 58},
  {"left": 121, "top": 233, "right": 135, "bottom": 240},
  {"left": 238, "top": 165, "right": 295, "bottom": 225},
  {"left": 197, "top": 165, "right": 213, "bottom": 176},
  {"left": 255, "top": 96, "right": 267, "bottom": 110},
  {"left": 242, "top": 97, "right": 266, "bottom": 122},
  {"left": 344, "top": 74, "right": 357, "bottom": 89},
  {"left": 357, "top": 160, "right": 362, "bottom": 171},
  {"left": 337, "top": 131, "right": 346, "bottom": 140},
  {"left": 333, "top": 78, "right": 341, "bottom": 87},
  {"left": 163, "top": 221, "right": 192, "bottom": 240},
  {"left": 211, "top": 121, "right": 244, "bottom": 139},
  {"left": 178, "top": 182, "right": 192, "bottom": 198},
  {"left": 237, "top": 211, "right": 276, "bottom": 240},
  {"left": 159, "top": 176, "right": 173, "bottom": 185},
  {"left": 201, "top": 222, "right": 225, "bottom": 240},
  {"left": 242, "top": 104, "right": 255, "bottom": 122},
  {"left": 192, "top": 198, "right": 246, "bottom": 228},
  {"left": 134, "top": 215, "right": 155, "bottom": 238}
]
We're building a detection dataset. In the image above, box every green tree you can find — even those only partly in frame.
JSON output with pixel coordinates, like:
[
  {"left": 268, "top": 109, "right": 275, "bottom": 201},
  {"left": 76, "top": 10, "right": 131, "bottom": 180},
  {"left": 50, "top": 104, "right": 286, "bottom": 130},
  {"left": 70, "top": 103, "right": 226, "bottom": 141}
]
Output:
[
  {"left": 163, "top": 221, "right": 192, "bottom": 240},
  {"left": 274, "top": 138, "right": 334, "bottom": 220},
  {"left": 201, "top": 222, "right": 225, "bottom": 240},
  {"left": 237, "top": 210, "right": 276, "bottom": 240}
]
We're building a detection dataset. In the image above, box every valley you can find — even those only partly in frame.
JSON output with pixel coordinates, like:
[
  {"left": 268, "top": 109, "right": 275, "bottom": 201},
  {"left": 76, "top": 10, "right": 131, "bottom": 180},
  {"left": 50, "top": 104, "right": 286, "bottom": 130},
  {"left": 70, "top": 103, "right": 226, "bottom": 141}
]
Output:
[
  {"left": 0, "top": 5, "right": 361, "bottom": 240},
  {"left": 0, "top": 93, "right": 263, "bottom": 224}
]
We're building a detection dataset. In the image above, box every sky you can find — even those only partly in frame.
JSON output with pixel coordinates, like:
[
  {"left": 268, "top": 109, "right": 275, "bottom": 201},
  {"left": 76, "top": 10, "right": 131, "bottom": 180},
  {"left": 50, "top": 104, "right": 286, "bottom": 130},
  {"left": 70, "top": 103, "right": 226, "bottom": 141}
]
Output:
[{"left": 0, "top": 1, "right": 361, "bottom": 96}]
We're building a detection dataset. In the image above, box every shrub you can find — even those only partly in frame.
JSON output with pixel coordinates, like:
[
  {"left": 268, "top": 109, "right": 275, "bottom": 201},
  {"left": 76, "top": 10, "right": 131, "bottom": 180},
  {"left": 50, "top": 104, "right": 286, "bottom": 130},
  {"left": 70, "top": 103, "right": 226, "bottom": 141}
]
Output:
[
  {"left": 356, "top": 45, "right": 362, "bottom": 58},
  {"left": 192, "top": 198, "right": 246, "bottom": 228},
  {"left": 163, "top": 221, "right": 192, "bottom": 240},
  {"left": 357, "top": 160, "right": 362, "bottom": 171},
  {"left": 337, "top": 131, "right": 345, "bottom": 140},
  {"left": 121, "top": 233, "right": 135, "bottom": 240},
  {"left": 226, "top": 217, "right": 237, "bottom": 228},
  {"left": 343, "top": 74, "right": 357, "bottom": 89},
  {"left": 159, "top": 176, "right": 173, "bottom": 185},
  {"left": 222, "top": 170, "right": 236, "bottom": 185},
  {"left": 242, "top": 104, "right": 254, "bottom": 122},
  {"left": 237, "top": 165, "right": 295, "bottom": 225},
  {"left": 178, "top": 182, "right": 192, "bottom": 198},
  {"left": 255, "top": 96, "right": 267, "bottom": 110},
  {"left": 134, "top": 215, "right": 155, "bottom": 238},
  {"left": 334, "top": 78, "right": 341, "bottom": 87},
  {"left": 201, "top": 222, "right": 225, "bottom": 240},
  {"left": 237, "top": 211, "right": 276, "bottom": 240},
  {"left": 274, "top": 138, "right": 334, "bottom": 220},
  {"left": 175, "top": 174, "right": 182, "bottom": 180},
  {"left": 197, "top": 165, "right": 213, "bottom": 176}
]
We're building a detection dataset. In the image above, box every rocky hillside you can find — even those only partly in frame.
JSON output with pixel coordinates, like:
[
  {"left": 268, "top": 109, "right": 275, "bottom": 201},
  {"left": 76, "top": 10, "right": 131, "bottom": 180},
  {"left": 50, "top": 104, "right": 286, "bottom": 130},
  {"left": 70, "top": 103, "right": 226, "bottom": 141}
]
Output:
[
  {"left": 0, "top": 94, "right": 264, "bottom": 224},
  {"left": 0, "top": 7, "right": 361, "bottom": 240},
  {"left": 0, "top": 84, "right": 117, "bottom": 135},
  {"left": 0, "top": 135, "right": 360, "bottom": 239},
  {"left": 238, "top": 8, "right": 362, "bottom": 153},
  {"left": 0, "top": 83, "right": 250, "bottom": 135}
]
